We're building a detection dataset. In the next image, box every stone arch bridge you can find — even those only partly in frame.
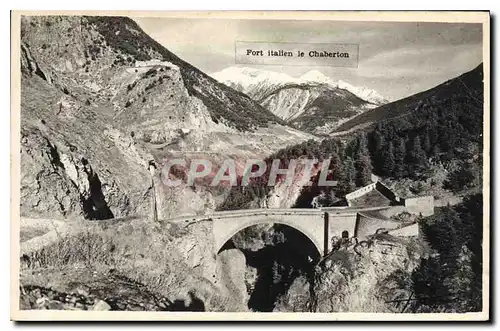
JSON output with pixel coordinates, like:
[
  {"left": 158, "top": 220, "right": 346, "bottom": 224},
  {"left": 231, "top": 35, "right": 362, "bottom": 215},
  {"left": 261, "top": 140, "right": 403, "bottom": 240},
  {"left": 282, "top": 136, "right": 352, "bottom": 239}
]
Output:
[{"left": 167, "top": 206, "right": 416, "bottom": 256}]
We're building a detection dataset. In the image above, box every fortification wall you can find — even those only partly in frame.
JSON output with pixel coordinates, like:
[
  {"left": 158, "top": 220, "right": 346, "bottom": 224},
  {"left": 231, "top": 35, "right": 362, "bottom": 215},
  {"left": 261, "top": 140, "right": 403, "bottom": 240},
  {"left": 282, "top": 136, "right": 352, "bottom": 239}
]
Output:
[
  {"left": 354, "top": 213, "right": 401, "bottom": 240},
  {"left": 402, "top": 196, "right": 434, "bottom": 216},
  {"left": 345, "top": 180, "right": 402, "bottom": 206},
  {"left": 376, "top": 205, "right": 407, "bottom": 218},
  {"left": 135, "top": 59, "right": 170, "bottom": 67},
  {"left": 345, "top": 183, "right": 377, "bottom": 205},
  {"left": 326, "top": 213, "right": 358, "bottom": 239}
]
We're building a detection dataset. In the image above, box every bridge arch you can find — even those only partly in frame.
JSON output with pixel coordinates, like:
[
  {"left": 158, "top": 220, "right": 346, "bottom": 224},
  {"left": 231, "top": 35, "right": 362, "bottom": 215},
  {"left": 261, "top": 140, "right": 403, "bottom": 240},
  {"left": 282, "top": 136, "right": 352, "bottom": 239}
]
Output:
[{"left": 213, "top": 214, "right": 325, "bottom": 256}]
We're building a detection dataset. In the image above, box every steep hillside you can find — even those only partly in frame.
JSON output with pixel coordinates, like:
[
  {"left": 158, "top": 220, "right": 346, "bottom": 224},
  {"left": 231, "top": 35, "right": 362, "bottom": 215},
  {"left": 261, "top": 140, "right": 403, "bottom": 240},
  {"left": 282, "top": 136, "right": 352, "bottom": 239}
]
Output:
[
  {"left": 20, "top": 16, "right": 314, "bottom": 220},
  {"left": 281, "top": 85, "right": 376, "bottom": 135},
  {"left": 20, "top": 217, "right": 244, "bottom": 312},
  {"left": 335, "top": 64, "right": 484, "bottom": 133},
  {"left": 363, "top": 64, "right": 484, "bottom": 185},
  {"left": 22, "top": 16, "right": 284, "bottom": 131},
  {"left": 212, "top": 67, "right": 385, "bottom": 135}
]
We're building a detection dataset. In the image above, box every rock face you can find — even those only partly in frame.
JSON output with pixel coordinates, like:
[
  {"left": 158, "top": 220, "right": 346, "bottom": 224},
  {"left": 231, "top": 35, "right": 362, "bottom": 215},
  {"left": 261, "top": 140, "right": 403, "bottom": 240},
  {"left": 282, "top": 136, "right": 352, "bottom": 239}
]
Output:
[
  {"left": 216, "top": 249, "right": 249, "bottom": 311},
  {"left": 211, "top": 67, "right": 386, "bottom": 134},
  {"left": 92, "top": 300, "right": 112, "bottom": 311},
  {"left": 275, "top": 235, "right": 425, "bottom": 312},
  {"left": 20, "top": 16, "right": 314, "bottom": 220}
]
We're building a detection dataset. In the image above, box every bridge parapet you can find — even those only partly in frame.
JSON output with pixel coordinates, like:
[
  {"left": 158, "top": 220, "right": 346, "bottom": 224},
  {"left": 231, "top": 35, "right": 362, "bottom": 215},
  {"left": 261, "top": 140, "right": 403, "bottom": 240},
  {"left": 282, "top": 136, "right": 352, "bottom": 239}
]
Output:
[{"left": 164, "top": 205, "right": 420, "bottom": 257}]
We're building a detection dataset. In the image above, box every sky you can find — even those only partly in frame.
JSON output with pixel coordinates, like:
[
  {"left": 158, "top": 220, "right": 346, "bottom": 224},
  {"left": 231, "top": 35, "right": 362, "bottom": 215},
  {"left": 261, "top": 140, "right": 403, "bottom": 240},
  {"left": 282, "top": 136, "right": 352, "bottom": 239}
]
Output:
[{"left": 134, "top": 17, "right": 483, "bottom": 101}]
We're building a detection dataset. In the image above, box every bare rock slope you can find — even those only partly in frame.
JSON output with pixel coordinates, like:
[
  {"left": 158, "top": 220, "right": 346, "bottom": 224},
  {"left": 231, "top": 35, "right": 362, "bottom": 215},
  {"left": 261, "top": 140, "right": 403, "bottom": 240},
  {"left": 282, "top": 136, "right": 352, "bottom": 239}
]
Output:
[{"left": 276, "top": 235, "right": 425, "bottom": 312}]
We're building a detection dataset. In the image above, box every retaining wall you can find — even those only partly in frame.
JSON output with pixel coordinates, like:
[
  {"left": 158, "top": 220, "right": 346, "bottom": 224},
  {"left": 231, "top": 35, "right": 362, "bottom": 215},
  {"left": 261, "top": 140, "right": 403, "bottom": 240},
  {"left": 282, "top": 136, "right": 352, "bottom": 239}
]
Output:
[{"left": 345, "top": 183, "right": 377, "bottom": 205}]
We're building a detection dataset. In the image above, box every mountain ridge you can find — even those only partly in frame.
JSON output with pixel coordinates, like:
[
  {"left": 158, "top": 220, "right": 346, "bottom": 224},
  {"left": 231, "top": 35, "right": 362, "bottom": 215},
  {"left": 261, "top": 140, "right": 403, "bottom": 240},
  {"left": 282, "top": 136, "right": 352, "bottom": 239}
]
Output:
[
  {"left": 211, "top": 66, "right": 385, "bottom": 135},
  {"left": 334, "top": 63, "right": 484, "bottom": 134},
  {"left": 212, "top": 66, "right": 388, "bottom": 105}
]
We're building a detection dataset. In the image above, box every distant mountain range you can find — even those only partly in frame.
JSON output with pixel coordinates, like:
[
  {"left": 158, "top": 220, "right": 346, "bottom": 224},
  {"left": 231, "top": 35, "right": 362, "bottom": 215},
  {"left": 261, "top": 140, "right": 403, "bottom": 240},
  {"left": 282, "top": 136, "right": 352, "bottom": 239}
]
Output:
[{"left": 211, "top": 67, "right": 388, "bottom": 135}]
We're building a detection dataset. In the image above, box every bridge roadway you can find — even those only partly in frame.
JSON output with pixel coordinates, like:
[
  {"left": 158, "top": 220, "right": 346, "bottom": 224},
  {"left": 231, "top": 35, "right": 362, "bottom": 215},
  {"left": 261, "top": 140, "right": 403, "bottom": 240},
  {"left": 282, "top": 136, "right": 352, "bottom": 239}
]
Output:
[{"left": 167, "top": 206, "right": 391, "bottom": 256}]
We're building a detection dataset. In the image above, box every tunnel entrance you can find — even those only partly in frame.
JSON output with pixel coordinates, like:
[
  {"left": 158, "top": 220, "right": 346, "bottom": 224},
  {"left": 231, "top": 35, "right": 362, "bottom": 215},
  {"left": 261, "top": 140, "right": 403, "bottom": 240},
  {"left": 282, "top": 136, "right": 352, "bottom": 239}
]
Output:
[{"left": 218, "top": 223, "right": 320, "bottom": 312}]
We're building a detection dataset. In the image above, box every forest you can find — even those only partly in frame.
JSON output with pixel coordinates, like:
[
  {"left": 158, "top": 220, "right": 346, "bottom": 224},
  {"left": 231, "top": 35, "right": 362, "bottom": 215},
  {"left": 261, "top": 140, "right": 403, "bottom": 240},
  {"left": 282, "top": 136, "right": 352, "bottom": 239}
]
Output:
[{"left": 411, "top": 194, "right": 483, "bottom": 312}]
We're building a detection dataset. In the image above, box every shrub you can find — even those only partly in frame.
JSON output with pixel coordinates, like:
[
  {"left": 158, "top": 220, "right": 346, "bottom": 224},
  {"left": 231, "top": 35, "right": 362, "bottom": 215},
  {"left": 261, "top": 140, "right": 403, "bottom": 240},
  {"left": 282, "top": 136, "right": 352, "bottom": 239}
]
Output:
[
  {"left": 126, "top": 82, "right": 136, "bottom": 92},
  {"left": 443, "top": 164, "right": 475, "bottom": 193},
  {"left": 21, "top": 228, "right": 116, "bottom": 270},
  {"left": 145, "top": 68, "right": 157, "bottom": 78}
]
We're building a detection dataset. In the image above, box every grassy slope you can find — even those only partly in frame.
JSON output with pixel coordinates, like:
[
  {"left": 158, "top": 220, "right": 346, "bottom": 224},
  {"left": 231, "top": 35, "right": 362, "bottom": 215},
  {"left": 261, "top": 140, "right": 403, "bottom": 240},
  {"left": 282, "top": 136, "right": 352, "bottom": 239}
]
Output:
[{"left": 20, "top": 218, "right": 240, "bottom": 311}]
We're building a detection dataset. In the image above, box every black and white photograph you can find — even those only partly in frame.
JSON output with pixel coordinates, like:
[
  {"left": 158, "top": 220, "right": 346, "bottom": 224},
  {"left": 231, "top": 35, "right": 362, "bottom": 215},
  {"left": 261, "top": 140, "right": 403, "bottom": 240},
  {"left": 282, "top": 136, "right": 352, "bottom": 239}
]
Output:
[{"left": 10, "top": 11, "right": 490, "bottom": 321}]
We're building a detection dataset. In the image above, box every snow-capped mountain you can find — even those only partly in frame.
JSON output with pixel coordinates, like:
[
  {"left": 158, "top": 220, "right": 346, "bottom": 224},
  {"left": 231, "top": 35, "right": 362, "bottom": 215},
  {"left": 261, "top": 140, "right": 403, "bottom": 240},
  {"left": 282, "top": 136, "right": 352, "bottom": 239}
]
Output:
[
  {"left": 211, "top": 67, "right": 387, "bottom": 134},
  {"left": 212, "top": 67, "right": 388, "bottom": 105},
  {"left": 211, "top": 67, "right": 296, "bottom": 101},
  {"left": 300, "top": 70, "right": 388, "bottom": 105}
]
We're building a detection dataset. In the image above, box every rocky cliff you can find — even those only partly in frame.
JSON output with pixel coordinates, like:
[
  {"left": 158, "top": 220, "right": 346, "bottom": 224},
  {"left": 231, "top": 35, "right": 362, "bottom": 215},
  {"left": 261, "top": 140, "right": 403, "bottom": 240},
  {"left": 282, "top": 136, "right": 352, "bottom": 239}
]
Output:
[
  {"left": 275, "top": 234, "right": 426, "bottom": 312},
  {"left": 20, "top": 16, "right": 314, "bottom": 220}
]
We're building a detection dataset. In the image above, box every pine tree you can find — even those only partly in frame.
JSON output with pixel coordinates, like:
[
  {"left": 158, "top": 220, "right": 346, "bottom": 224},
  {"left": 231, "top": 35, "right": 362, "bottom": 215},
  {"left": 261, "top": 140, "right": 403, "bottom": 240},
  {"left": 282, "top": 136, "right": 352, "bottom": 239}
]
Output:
[
  {"left": 443, "top": 164, "right": 475, "bottom": 193},
  {"left": 409, "top": 135, "right": 427, "bottom": 175},
  {"left": 330, "top": 152, "right": 343, "bottom": 184},
  {"left": 372, "top": 129, "right": 385, "bottom": 173},
  {"left": 423, "top": 132, "right": 432, "bottom": 154},
  {"left": 355, "top": 133, "right": 373, "bottom": 186},
  {"left": 339, "top": 156, "right": 356, "bottom": 195},
  {"left": 432, "top": 144, "right": 441, "bottom": 160},
  {"left": 371, "top": 124, "right": 385, "bottom": 153},
  {"left": 393, "top": 137, "right": 406, "bottom": 178},
  {"left": 381, "top": 141, "right": 395, "bottom": 176}
]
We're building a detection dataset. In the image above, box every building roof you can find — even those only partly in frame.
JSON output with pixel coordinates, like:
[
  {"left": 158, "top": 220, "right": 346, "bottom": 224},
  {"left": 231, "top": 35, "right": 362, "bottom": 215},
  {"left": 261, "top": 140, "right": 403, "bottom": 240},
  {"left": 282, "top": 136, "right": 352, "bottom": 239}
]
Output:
[{"left": 348, "top": 189, "right": 392, "bottom": 207}]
